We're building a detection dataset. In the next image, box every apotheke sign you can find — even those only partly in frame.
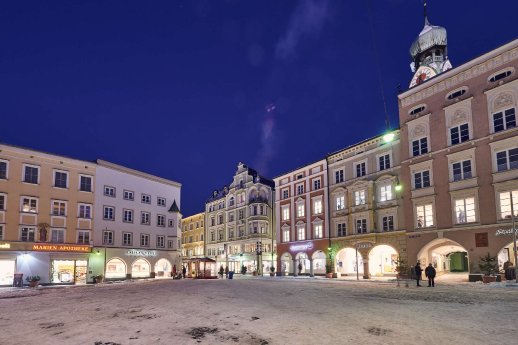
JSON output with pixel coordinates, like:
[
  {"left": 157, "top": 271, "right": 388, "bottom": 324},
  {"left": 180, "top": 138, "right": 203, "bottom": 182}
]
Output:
[
  {"left": 126, "top": 249, "right": 157, "bottom": 257},
  {"left": 495, "top": 228, "right": 518, "bottom": 236},
  {"left": 289, "top": 242, "right": 314, "bottom": 252}
]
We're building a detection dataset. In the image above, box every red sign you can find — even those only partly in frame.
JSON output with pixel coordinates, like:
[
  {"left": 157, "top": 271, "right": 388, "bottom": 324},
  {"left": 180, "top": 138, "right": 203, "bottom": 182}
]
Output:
[{"left": 32, "top": 244, "right": 91, "bottom": 253}]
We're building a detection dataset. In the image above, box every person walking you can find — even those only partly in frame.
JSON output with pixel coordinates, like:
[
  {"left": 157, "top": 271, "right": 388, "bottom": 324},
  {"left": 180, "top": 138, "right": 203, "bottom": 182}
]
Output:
[
  {"left": 414, "top": 261, "right": 423, "bottom": 287},
  {"left": 172, "top": 264, "right": 177, "bottom": 278},
  {"left": 182, "top": 265, "right": 187, "bottom": 278},
  {"left": 425, "top": 263, "right": 436, "bottom": 287}
]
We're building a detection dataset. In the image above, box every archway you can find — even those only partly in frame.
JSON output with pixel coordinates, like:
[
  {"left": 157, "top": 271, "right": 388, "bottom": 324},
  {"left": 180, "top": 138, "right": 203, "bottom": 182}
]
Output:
[
  {"left": 368, "top": 245, "right": 398, "bottom": 277},
  {"left": 105, "top": 258, "right": 127, "bottom": 279},
  {"left": 336, "top": 248, "right": 363, "bottom": 276},
  {"left": 312, "top": 251, "right": 326, "bottom": 275},
  {"left": 295, "top": 252, "right": 310, "bottom": 275},
  {"left": 131, "top": 258, "right": 151, "bottom": 278},
  {"left": 280, "top": 252, "right": 292, "bottom": 275},
  {"left": 417, "top": 238, "right": 469, "bottom": 283},
  {"left": 154, "top": 258, "right": 172, "bottom": 278},
  {"left": 498, "top": 242, "right": 516, "bottom": 271}
]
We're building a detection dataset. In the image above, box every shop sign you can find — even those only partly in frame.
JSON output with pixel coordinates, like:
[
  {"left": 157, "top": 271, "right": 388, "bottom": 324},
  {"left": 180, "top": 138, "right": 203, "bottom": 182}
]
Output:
[
  {"left": 32, "top": 244, "right": 91, "bottom": 253},
  {"left": 126, "top": 249, "right": 157, "bottom": 257},
  {"left": 495, "top": 228, "right": 518, "bottom": 236},
  {"left": 356, "top": 242, "right": 373, "bottom": 249},
  {"left": 289, "top": 242, "right": 314, "bottom": 252},
  {"left": 0, "top": 243, "right": 11, "bottom": 249}
]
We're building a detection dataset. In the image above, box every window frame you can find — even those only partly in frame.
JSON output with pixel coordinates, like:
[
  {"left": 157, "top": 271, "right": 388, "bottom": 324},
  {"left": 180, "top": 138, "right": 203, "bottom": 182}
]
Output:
[
  {"left": 0, "top": 159, "right": 8, "bottom": 180},
  {"left": 123, "top": 209, "right": 134, "bottom": 223},
  {"left": 141, "top": 193, "right": 151, "bottom": 204},
  {"left": 78, "top": 203, "right": 92, "bottom": 219},
  {"left": 53, "top": 169, "right": 69, "bottom": 189},
  {"left": 77, "top": 230, "right": 91, "bottom": 244},
  {"left": 123, "top": 190, "right": 135, "bottom": 201},
  {"left": 122, "top": 232, "right": 133, "bottom": 246},
  {"left": 51, "top": 200, "right": 67, "bottom": 217},
  {"left": 22, "top": 164, "right": 40, "bottom": 184},
  {"left": 103, "top": 205, "right": 115, "bottom": 221},
  {"left": 104, "top": 185, "right": 116, "bottom": 198},
  {"left": 103, "top": 230, "right": 114, "bottom": 245},
  {"left": 20, "top": 196, "right": 38, "bottom": 213}
]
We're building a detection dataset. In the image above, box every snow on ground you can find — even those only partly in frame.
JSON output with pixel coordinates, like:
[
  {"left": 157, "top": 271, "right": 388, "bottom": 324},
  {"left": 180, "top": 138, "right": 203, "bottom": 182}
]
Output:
[{"left": 0, "top": 277, "right": 517, "bottom": 345}]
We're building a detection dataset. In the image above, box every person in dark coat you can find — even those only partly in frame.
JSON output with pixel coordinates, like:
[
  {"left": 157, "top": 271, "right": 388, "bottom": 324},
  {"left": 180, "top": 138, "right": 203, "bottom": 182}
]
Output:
[
  {"left": 414, "top": 262, "right": 423, "bottom": 286},
  {"left": 425, "top": 263, "right": 436, "bottom": 287},
  {"left": 182, "top": 265, "right": 187, "bottom": 278}
]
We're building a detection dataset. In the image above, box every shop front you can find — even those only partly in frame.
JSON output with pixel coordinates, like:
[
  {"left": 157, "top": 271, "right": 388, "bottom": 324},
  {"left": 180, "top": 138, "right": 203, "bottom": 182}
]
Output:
[{"left": 277, "top": 239, "right": 329, "bottom": 276}]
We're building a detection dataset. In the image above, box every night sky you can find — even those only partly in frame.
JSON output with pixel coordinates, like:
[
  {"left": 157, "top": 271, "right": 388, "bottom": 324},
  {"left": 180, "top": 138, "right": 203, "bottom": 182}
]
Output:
[{"left": 1, "top": 0, "right": 517, "bottom": 216}]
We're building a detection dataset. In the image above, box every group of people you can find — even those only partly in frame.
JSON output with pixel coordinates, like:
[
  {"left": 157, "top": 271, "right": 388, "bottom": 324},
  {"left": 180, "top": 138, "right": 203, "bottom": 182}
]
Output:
[
  {"left": 413, "top": 261, "right": 436, "bottom": 287},
  {"left": 172, "top": 264, "right": 188, "bottom": 279}
]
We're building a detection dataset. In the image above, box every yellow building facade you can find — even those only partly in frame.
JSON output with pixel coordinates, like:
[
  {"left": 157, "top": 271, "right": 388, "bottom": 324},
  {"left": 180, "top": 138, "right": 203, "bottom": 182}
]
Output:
[
  {"left": 0, "top": 144, "right": 95, "bottom": 285},
  {"left": 181, "top": 212, "right": 205, "bottom": 276}
]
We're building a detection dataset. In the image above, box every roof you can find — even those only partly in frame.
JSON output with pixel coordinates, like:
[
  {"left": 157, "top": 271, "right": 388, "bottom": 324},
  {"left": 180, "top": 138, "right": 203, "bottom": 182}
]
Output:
[
  {"left": 409, "top": 21, "right": 447, "bottom": 59},
  {"left": 97, "top": 159, "right": 181, "bottom": 188},
  {"left": 168, "top": 200, "right": 181, "bottom": 214}
]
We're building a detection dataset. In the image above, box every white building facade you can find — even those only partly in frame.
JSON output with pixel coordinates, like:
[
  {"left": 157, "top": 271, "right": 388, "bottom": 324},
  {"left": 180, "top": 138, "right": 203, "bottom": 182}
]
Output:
[{"left": 93, "top": 160, "right": 181, "bottom": 280}]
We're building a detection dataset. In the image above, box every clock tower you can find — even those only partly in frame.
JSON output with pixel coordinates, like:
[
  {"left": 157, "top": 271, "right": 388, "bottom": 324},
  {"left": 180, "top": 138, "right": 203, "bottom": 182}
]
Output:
[{"left": 409, "top": 1, "right": 452, "bottom": 88}]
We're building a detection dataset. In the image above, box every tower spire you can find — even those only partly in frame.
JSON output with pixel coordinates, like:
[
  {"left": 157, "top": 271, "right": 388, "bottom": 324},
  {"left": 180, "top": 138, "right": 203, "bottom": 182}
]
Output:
[{"left": 424, "top": 0, "right": 430, "bottom": 26}]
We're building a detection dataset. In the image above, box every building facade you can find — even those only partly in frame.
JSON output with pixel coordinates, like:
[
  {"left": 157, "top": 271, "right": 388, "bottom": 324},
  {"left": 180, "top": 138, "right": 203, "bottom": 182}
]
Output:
[
  {"left": 275, "top": 159, "right": 329, "bottom": 276},
  {"left": 93, "top": 160, "right": 182, "bottom": 280},
  {"left": 181, "top": 212, "right": 205, "bottom": 277},
  {"left": 398, "top": 12, "right": 518, "bottom": 277},
  {"left": 327, "top": 133, "right": 406, "bottom": 278},
  {"left": 0, "top": 144, "right": 95, "bottom": 286},
  {"left": 205, "top": 162, "right": 275, "bottom": 275}
]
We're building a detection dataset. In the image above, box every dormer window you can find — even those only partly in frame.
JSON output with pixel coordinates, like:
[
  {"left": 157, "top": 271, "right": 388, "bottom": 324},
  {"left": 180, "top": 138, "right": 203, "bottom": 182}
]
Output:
[
  {"left": 489, "top": 68, "right": 514, "bottom": 83},
  {"left": 409, "top": 105, "right": 426, "bottom": 116},
  {"left": 447, "top": 88, "right": 467, "bottom": 100}
]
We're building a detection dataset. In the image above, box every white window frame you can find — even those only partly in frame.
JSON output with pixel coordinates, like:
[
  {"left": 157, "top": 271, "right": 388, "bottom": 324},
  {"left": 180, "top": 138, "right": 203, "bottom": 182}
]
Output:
[
  {"left": 412, "top": 137, "right": 429, "bottom": 157},
  {"left": 20, "top": 226, "right": 36, "bottom": 242},
  {"left": 157, "top": 214, "right": 166, "bottom": 227},
  {"left": 337, "top": 222, "right": 346, "bottom": 237},
  {"left": 103, "top": 230, "right": 114, "bottom": 245},
  {"left": 282, "top": 206, "right": 290, "bottom": 221},
  {"left": 78, "top": 203, "right": 92, "bottom": 219},
  {"left": 378, "top": 153, "right": 391, "bottom": 171},
  {"left": 103, "top": 206, "right": 115, "bottom": 221},
  {"left": 51, "top": 200, "right": 67, "bottom": 217},
  {"left": 354, "top": 190, "right": 366, "bottom": 206},
  {"left": 157, "top": 197, "right": 166, "bottom": 207},
  {"left": 314, "top": 223, "right": 323, "bottom": 239},
  {"left": 449, "top": 123, "right": 470, "bottom": 146},
  {"left": 378, "top": 183, "right": 393, "bottom": 202},
  {"left": 53, "top": 169, "right": 69, "bottom": 189},
  {"left": 492, "top": 107, "right": 516, "bottom": 133},
  {"left": 140, "top": 233, "right": 150, "bottom": 247},
  {"left": 79, "top": 174, "right": 93, "bottom": 192},
  {"left": 50, "top": 228, "right": 65, "bottom": 243},
  {"left": 382, "top": 215, "right": 394, "bottom": 231},
  {"left": 0, "top": 159, "right": 9, "bottom": 180},
  {"left": 123, "top": 232, "right": 133, "bottom": 246},
  {"left": 77, "top": 230, "right": 91, "bottom": 244},
  {"left": 297, "top": 225, "right": 305, "bottom": 241},
  {"left": 0, "top": 193, "right": 7, "bottom": 211},
  {"left": 141, "top": 194, "right": 151, "bottom": 204},
  {"left": 282, "top": 189, "right": 289, "bottom": 199},
  {"left": 123, "top": 209, "right": 134, "bottom": 223},
  {"left": 313, "top": 199, "right": 322, "bottom": 214},
  {"left": 335, "top": 195, "right": 345, "bottom": 210},
  {"left": 354, "top": 160, "right": 367, "bottom": 178},
  {"left": 296, "top": 184, "right": 304, "bottom": 195},
  {"left": 335, "top": 169, "right": 344, "bottom": 183},
  {"left": 0, "top": 224, "right": 4, "bottom": 240},
  {"left": 297, "top": 203, "right": 305, "bottom": 218},
  {"left": 454, "top": 197, "right": 477, "bottom": 224},
  {"left": 497, "top": 190, "right": 518, "bottom": 220},
  {"left": 22, "top": 164, "right": 40, "bottom": 184},
  {"left": 313, "top": 179, "right": 321, "bottom": 190},
  {"left": 355, "top": 218, "right": 367, "bottom": 234},
  {"left": 283, "top": 228, "right": 290, "bottom": 242},
  {"left": 104, "top": 185, "right": 116, "bottom": 197},
  {"left": 415, "top": 203, "right": 434, "bottom": 228},
  {"left": 20, "top": 196, "right": 38, "bottom": 213},
  {"left": 157, "top": 235, "right": 165, "bottom": 248},
  {"left": 123, "top": 190, "right": 134, "bottom": 200},
  {"left": 413, "top": 170, "right": 431, "bottom": 190}
]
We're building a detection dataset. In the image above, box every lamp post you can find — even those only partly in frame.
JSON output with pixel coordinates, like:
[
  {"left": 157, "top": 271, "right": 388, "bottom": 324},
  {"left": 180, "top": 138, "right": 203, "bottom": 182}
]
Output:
[
  {"left": 510, "top": 193, "right": 518, "bottom": 283},
  {"left": 355, "top": 242, "right": 360, "bottom": 281}
]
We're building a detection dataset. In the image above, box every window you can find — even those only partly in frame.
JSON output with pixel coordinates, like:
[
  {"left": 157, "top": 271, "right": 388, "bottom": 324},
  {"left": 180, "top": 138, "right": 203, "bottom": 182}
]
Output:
[
  {"left": 0, "top": 160, "right": 7, "bottom": 179},
  {"left": 0, "top": 225, "right": 3, "bottom": 240},
  {"left": 51, "top": 229, "right": 65, "bottom": 243},
  {"left": 103, "top": 206, "right": 114, "bottom": 220},
  {"left": 314, "top": 224, "right": 323, "bottom": 239},
  {"left": 79, "top": 175, "right": 92, "bottom": 192},
  {"left": 336, "top": 196, "right": 345, "bottom": 210},
  {"left": 378, "top": 154, "right": 391, "bottom": 171},
  {"left": 140, "top": 234, "right": 150, "bottom": 247},
  {"left": 297, "top": 184, "right": 304, "bottom": 195},
  {"left": 414, "top": 171, "right": 431, "bottom": 189},
  {"left": 335, "top": 170, "right": 344, "bottom": 183},
  {"left": 379, "top": 185, "right": 393, "bottom": 202},
  {"left": 123, "top": 209, "right": 134, "bottom": 223},
  {"left": 313, "top": 200, "right": 322, "bottom": 214},
  {"left": 104, "top": 186, "right": 115, "bottom": 197},
  {"left": 219, "top": 230, "right": 223, "bottom": 240},
  {"left": 416, "top": 204, "right": 434, "bottom": 228},
  {"left": 297, "top": 204, "right": 305, "bottom": 217},
  {"left": 103, "top": 230, "right": 114, "bottom": 245},
  {"left": 355, "top": 162, "right": 366, "bottom": 178},
  {"left": 489, "top": 69, "right": 513, "bottom": 83},
  {"left": 229, "top": 197, "right": 235, "bottom": 206},
  {"left": 21, "top": 197, "right": 38, "bottom": 213},
  {"left": 455, "top": 197, "right": 476, "bottom": 223},
  {"left": 210, "top": 231, "right": 215, "bottom": 241},
  {"left": 141, "top": 194, "right": 151, "bottom": 204},
  {"left": 229, "top": 229, "right": 234, "bottom": 239},
  {"left": 218, "top": 214, "right": 223, "bottom": 224},
  {"left": 23, "top": 165, "right": 39, "bottom": 184},
  {"left": 0, "top": 194, "right": 5, "bottom": 210},
  {"left": 123, "top": 190, "right": 134, "bottom": 200},
  {"left": 157, "top": 235, "right": 165, "bottom": 248},
  {"left": 447, "top": 88, "right": 466, "bottom": 100},
  {"left": 229, "top": 213, "right": 235, "bottom": 222},
  {"left": 412, "top": 138, "right": 428, "bottom": 156},
  {"left": 450, "top": 123, "right": 470, "bottom": 145},
  {"left": 168, "top": 240, "right": 174, "bottom": 248},
  {"left": 157, "top": 214, "right": 165, "bottom": 227},
  {"left": 337, "top": 223, "right": 346, "bottom": 237},
  {"left": 282, "top": 189, "right": 289, "bottom": 199},
  {"left": 452, "top": 160, "right": 472, "bottom": 181},
  {"left": 283, "top": 228, "right": 290, "bottom": 242},
  {"left": 123, "top": 232, "right": 133, "bottom": 246},
  {"left": 313, "top": 179, "right": 321, "bottom": 190},
  {"left": 52, "top": 200, "right": 66, "bottom": 216},
  {"left": 409, "top": 105, "right": 426, "bottom": 116},
  {"left": 157, "top": 197, "right": 166, "bottom": 207},
  {"left": 354, "top": 190, "right": 366, "bottom": 206},
  {"left": 493, "top": 108, "right": 516, "bottom": 133},
  {"left": 297, "top": 226, "right": 305, "bottom": 241},
  {"left": 498, "top": 190, "right": 518, "bottom": 219},
  {"left": 355, "top": 219, "right": 367, "bottom": 234},
  {"left": 20, "top": 226, "right": 35, "bottom": 241},
  {"left": 210, "top": 217, "right": 215, "bottom": 226},
  {"left": 496, "top": 148, "right": 518, "bottom": 172},
  {"left": 77, "top": 231, "right": 90, "bottom": 244},
  {"left": 382, "top": 216, "right": 394, "bottom": 231},
  {"left": 54, "top": 171, "right": 68, "bottom": 188},
  {"left": 282, "top": 207, "right": 290, "bottom": 221},
  {"left": 140, "top": 212, "right": 151, "bottom": 225},
  {"left": 78, "top": 204, "right": 91, "bottom": 218}
]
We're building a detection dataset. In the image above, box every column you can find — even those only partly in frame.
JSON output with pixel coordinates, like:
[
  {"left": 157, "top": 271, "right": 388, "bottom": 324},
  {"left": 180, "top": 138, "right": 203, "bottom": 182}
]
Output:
[
  {"left": 293, "top": 259, "right": 298, "bottom": 276},
  {"left": 309, "top": 258, "right": 314, "bottom": 277},
  {"left": 363, "top": 258, "right": 370, "bottom": 279}
]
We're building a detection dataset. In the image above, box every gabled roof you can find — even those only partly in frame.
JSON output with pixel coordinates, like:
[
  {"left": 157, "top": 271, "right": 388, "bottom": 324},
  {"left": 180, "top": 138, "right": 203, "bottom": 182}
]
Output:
[{"left": 168, "top": 200, "right": 181, "bottom": 214}]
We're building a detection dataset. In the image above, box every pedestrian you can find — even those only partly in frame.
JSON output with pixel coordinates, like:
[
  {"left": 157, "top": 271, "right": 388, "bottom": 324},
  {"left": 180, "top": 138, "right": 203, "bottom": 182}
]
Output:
[
  {"left": 414, "top": 261, "right": 423, "bottom": 287},
  {"left": 182, "top": 265, "right": 186, "bottom": 278},
  {"left": 173, "top": 264, "right": 177, "bottom": 278},
  {"left": 225, "top": 266, "right": 229, "bottom": 279},
  {"left": 425, "top": 263, "right": 436, "bottom": 287},
  {"left": 219, "top": 265, "right": 224, "bottom": 278}
]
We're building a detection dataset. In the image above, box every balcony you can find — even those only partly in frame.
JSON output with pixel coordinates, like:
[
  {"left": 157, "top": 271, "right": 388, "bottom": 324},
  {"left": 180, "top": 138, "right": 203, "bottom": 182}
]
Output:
[{"left": 248, "top": 196, "right": 269, "bottom": 205}]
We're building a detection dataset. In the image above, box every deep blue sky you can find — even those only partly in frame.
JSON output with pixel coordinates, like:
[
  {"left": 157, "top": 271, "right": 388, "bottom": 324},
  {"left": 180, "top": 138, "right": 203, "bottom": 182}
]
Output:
[{"left": 1, "top": 1, "right": 517, "bottom": 216}]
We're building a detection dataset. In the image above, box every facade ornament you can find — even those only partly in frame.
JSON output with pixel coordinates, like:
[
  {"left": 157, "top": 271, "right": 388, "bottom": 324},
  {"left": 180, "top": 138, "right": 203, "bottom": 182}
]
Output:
[{"left": 493, "top": 93, "right": 514, "bottom": 111}]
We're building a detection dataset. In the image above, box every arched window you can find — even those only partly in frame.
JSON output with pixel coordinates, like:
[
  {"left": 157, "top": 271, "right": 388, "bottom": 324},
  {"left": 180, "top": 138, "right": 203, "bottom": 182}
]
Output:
[{"left": 489, "top": 68, "right": 514, "bottom": 83}]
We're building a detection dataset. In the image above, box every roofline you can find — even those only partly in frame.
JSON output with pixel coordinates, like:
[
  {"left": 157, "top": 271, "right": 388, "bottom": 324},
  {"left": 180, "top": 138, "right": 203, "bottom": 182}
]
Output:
[
  {"left": 399, "top": 38, "right": 518, "bottom": 99},
  {"left": 0, "top": 142, "right": 96, "bottom": 167},
  {"left": 182, "top": 212, "right": 205, "bottom": 220},
  {"left": 96, "top": 159, "right": 181, "bottom": 188},
  {"left": 272, "top": 158, "right": 327, "bottom": 180},
  {"left": 326, "top": 129, "right": 401, "bottom": 158}
]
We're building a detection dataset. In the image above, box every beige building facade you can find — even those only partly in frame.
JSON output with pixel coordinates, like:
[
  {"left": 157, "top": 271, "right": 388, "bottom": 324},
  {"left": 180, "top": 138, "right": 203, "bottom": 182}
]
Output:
[
  {"left": 0, "top": 144, "right": 95, "bottom": 286},
  {"left": 181, "top": 212, "right": 205, "bottom": 276}
]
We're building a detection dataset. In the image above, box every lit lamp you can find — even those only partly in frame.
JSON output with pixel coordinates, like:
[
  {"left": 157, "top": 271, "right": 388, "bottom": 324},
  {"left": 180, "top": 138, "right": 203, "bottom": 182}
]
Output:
[{"left": 382, "top": 132, "right": 395, "bottom": 143}]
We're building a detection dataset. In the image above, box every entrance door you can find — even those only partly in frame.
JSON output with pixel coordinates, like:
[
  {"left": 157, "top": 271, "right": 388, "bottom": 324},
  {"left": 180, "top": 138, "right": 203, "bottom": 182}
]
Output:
[
  {"left": 0, "top": 260, "right": 16, "bottom": 285},
  {"left": 75, "top": 260, "right": 88, "bottom": 284}
]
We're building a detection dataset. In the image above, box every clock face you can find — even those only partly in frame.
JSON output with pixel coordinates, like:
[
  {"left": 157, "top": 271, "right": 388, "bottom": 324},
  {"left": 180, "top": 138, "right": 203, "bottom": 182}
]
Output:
[{"left": 409, "top": 66, "right": 437, "bottom": 87}]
